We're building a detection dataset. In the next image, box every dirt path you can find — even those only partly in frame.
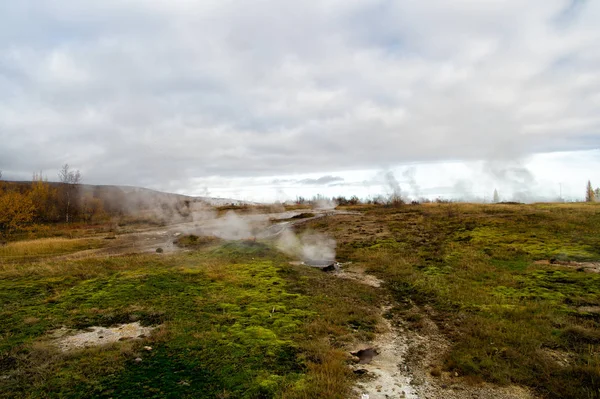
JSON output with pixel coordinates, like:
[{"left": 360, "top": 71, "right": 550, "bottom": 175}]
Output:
[
  {"left": 352, "top": 305, "right": 418, "bottom": 399},
  {"left": 336, "top": 265, "right": 536, "bottom": 399}
]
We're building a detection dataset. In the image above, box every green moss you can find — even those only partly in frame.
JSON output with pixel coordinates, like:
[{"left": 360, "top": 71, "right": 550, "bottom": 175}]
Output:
[
  {"left": 467, "top": 226, "right": 597, "bottom": 261},
  {"left": 0, "top": 236, "right": 375, "bottom": 398},
  {"left": 0, "top": 252, "right": 307, "bottom": 398},
  {"left": 347, "top": 204, "right": 600, "bottom": 398}
]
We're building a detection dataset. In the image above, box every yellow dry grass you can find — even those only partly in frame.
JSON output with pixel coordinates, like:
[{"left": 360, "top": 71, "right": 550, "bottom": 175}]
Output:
[{"left": 0, "top": 237, "right": 99, "bottom": 260}]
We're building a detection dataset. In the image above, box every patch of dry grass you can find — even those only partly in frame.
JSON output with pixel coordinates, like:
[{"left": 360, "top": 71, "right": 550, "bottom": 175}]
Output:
[{"left": 0, "top": 237, "right": 102, "bottom": 261}]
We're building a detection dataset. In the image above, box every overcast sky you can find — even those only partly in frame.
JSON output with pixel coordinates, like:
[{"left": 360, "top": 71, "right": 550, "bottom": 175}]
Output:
[{"left": 1, "top": 0, "right": 599, "bottom": 201}]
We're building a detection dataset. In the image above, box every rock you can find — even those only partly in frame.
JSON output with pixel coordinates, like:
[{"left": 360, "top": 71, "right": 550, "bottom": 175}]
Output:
[
  {"left": 144, "top": 346, "right": 152, "bottom": 351},
  {"left": 351, "top": 348, "right": 379, "bottom": 364},
  {"left": 134, "top": 357, "right": 142, "bottom": 363}
]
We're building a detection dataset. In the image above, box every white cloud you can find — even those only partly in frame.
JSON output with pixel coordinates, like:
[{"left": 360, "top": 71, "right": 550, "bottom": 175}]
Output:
[{"left": 0, "top": 0, "right": 598, "bottom": 196}]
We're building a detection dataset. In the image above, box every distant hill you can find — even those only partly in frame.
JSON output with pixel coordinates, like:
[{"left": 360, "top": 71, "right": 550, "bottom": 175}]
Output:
[
  {"left": 1, "top": 181, "right": 256, "bottom": 207},
  {"left": 79, "top": 184, "right": 257, "bottom": 207}
]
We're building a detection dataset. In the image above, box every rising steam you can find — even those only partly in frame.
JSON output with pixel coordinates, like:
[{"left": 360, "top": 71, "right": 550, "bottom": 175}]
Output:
[{"left": 277, "top": 228, "right": 336, "bottom": 262}]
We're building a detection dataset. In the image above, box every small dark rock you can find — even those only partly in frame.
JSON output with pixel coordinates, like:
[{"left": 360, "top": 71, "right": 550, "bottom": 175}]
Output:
[{"left": 351, "top": 348, "right": 379, "bottom": 364}]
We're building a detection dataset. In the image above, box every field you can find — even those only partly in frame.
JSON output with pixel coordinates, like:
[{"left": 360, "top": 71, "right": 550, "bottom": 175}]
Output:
[{"left": 1, "top": 203, "right": 599, "bottom": 398}]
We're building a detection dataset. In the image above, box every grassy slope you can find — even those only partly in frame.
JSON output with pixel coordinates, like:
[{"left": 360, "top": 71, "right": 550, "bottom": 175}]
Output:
[
  {"left": 322, "top": 203, "right": 600, "bottom": 399},
  {"left": 0, "top": 241, "right": 379, "bottom": 398}
]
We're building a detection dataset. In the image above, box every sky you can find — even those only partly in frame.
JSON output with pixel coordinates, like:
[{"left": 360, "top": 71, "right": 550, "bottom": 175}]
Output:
[{"left": 1, "top": 0, "right": 599, "bottom": 202}]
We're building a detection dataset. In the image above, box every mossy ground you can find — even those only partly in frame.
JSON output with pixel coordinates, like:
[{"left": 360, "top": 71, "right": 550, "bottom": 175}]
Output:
[
  {"left": 309, "top": 202, "right": 600, "bottom": 399},
  {"left": 3, "top": 202, "right": 600, "bottom": 398},
  {"left": 0, "top": 241, "right": 379, "bottom": 398}
]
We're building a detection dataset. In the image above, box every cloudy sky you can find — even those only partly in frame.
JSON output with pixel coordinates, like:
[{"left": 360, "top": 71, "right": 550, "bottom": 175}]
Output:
[{"left": 1, "top": 0, "right": 599, "bottom": 201}]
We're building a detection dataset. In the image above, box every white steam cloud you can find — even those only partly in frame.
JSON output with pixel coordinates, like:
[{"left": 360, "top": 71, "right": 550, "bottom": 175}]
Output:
[{"left": 277, "top": 229, "right": 336, "bottom": 262}]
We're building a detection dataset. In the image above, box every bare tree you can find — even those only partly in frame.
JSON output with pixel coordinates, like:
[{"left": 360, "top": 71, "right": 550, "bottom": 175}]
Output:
[
  {"left": 493, "top": 189, "right": 500, "bottom": 203},
  {"left": 58, "top": 164, "right": 82, "bottom": 223}
]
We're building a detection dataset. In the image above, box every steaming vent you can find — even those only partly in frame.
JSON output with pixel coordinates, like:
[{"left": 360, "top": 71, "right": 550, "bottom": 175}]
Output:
[{"left": 302, "top": 259, "right": 339, "bottom": 272}]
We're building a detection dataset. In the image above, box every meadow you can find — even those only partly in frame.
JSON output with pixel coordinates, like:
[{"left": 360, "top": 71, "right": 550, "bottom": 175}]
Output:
[
  {"left": 1, "top": 202, "right": 599, "bottom": 398},
  {"left": 325, "top": 202, "right": 600, "bottom": 398}
]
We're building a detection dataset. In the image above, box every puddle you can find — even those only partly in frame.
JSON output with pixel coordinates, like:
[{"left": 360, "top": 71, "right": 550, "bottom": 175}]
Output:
[{"left": 51, "top": 322, "right": 156, "bottom": 352}]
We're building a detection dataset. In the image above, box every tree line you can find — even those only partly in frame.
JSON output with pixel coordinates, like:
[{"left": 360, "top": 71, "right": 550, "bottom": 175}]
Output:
[
  {"left": 0, "top": 165, "right": 207, "bottom": 239},
  {"left": 0, "top": 165, "right": 105, "bottom": 237}
]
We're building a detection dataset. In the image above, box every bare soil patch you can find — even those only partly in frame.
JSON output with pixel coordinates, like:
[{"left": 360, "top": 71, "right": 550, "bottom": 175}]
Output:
[
  {"left": 51, "top": 322, "right": 156, "bottom": 352},
  {"left": 341, "top": 266, "right": 536, "bottom": 399},
  {"left": 534, "top": 259, "right": 600, "bottom": 273}
]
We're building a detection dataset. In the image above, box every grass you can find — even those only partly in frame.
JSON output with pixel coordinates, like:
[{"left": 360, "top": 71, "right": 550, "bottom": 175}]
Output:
[
  {"left": 174, "top": 234, "right": 223, "bottom": 249},
  {"left": 0, "top": 240, "right": 379, "bottom": 398},
  {"left": 3, "top": 202, "right": 600, "bottom": 398},
  {"left": 0, "top": 237, "right": 103, "bottom": 261},
  {"left": 309, "top": 202, "right": 600, "bottom": 398}
]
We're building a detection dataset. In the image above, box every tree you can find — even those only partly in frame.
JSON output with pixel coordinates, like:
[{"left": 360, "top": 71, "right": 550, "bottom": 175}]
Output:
[
  {"left": 81, "top": 195, "right": 106, "bottom": 223},
  {"left": 595, "top": 188, "right": 600, "bottom": 200},
  {"left": 586, "top": 180, "right": 595, "bottom": 202},
  {"left": 0, "top": 191, "right": 35, "bottom": 237},
  {"left": 58, "top": 164, "right": 82, "bottom": 223},
  {"left": 29, "top": 172, "right": 59, "bottom": 222},
  {"left": 493, "top": 189, "right": 500, "bottom": 203}
]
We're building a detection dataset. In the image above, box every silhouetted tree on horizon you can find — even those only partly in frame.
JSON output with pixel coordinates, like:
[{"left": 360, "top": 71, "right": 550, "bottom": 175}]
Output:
[{"left": 586, "top": 180, "right": 595, "bottom": 202}]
